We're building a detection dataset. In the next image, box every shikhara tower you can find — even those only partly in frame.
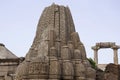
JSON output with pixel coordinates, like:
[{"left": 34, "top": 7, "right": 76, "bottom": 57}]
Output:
[{"left": 15, "top": 4, "right": 96, "bottom": 80}]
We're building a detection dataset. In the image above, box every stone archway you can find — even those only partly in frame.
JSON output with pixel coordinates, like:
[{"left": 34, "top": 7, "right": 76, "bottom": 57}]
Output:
[{"left": 92, "top": 42, "right": 120, "bottom": 65}]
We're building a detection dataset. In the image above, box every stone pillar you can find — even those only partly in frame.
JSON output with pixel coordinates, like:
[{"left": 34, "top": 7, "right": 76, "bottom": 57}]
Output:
[
  {"left": 114, "top": 49, "right": 118, "bottom": 64},
  {"left": 94, "top": 49, "right": 98, "bottom": 64},
  {"left": 92, "top": 46, "right": 99, "bottom": 64},
  {"left": 112, "top": 46, "right": 119, "bottom": 64}
]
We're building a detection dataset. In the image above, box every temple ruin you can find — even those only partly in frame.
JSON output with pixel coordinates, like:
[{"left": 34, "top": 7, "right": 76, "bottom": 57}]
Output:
[
  {"left": 0, "top": 43, "right": 24, "bottom": 80},
  {"left": 14, "top": 4, "right": 96, "bottom": 80},
  {"left": 1, "top": 3, "right": 120, "bottom": 80},
  {"left": 92, "top": 42, "right": 120, "bottom": 70}
]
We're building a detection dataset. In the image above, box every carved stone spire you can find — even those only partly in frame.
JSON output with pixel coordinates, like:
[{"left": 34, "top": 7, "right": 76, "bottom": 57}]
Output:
[
  {"left": 15, "top": 4, "right": 96, "bottom": 80},
  {"left": 26, "top": 4, "right": 77, "bottom": 60}
]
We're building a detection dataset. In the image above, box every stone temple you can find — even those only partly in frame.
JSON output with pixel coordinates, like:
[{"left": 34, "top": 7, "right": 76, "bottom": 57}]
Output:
[
  {"left": 0, "top": 43, "right": 24, "bottom": 80},
  {"left": 15, "top": 4, "right": 96, "bottom": 80},
  {"left": 1, "top": 4, "right": 120, "bottom": 80}
]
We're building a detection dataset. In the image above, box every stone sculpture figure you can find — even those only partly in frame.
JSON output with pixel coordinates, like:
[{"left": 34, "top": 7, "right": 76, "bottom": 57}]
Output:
[{"left": 15, "top": 4, "right": 96, "bottom": 80}]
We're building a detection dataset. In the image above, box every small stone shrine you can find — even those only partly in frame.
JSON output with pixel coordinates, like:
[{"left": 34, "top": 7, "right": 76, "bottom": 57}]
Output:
[
  {"left": 0, "top": 43, "right": 24, "bottom": 80},
  {"left": 15, "top": 4, "right": 96, "bottom": 80}
]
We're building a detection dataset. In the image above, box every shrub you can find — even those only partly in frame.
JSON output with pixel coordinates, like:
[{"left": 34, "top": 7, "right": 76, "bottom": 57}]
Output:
[{"left": 87, "top": 58, "right": 97, "bottom": 69}]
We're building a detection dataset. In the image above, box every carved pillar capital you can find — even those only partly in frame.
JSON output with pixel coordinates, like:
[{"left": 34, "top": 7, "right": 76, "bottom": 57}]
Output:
[
  {"left": 91, "top": 46, "right": 99, "bottom": 51},
  {"left": 111, "top": 45, "right": 120, "bottom": 50}
]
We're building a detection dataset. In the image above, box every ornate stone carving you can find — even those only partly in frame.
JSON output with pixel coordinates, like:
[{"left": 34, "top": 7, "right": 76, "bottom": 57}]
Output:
[
  {"left": 28, "top": 62, "right": 48, "bottom": 75},
  {"left": 61, "top": 46, "right": 71, "bottom": 60},
  {"left": 15, "top": 4, "right": 96, "bottom": 80},
  {"left": 73, "top": 49, "right": 82, "bottom": 59},
  {"left": 49, "top": 59, "right": 61, "bottom": 79},
  {"left": 62, "top": 61, "right": 74, "bottom": 79}
]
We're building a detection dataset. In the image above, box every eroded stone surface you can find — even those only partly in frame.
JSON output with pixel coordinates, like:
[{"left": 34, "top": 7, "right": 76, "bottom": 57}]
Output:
[{"left": 15, "top": 4, "right": 96, "bottom": 80}]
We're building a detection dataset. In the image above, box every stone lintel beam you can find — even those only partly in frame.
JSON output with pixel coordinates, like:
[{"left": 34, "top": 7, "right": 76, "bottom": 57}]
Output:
[{"left": 96, "top": 42, "right": 115, "bottom": 48}]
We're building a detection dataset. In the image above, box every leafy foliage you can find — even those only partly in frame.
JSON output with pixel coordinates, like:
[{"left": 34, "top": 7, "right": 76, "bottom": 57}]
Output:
[{"left": 87, "top": 58, "right": 97, "bottom": 69}]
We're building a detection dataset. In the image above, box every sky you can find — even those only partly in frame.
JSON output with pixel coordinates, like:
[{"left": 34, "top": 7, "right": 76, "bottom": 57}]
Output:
[{"left": 0, "top": 0, "right": 120, "bottom": 64}]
